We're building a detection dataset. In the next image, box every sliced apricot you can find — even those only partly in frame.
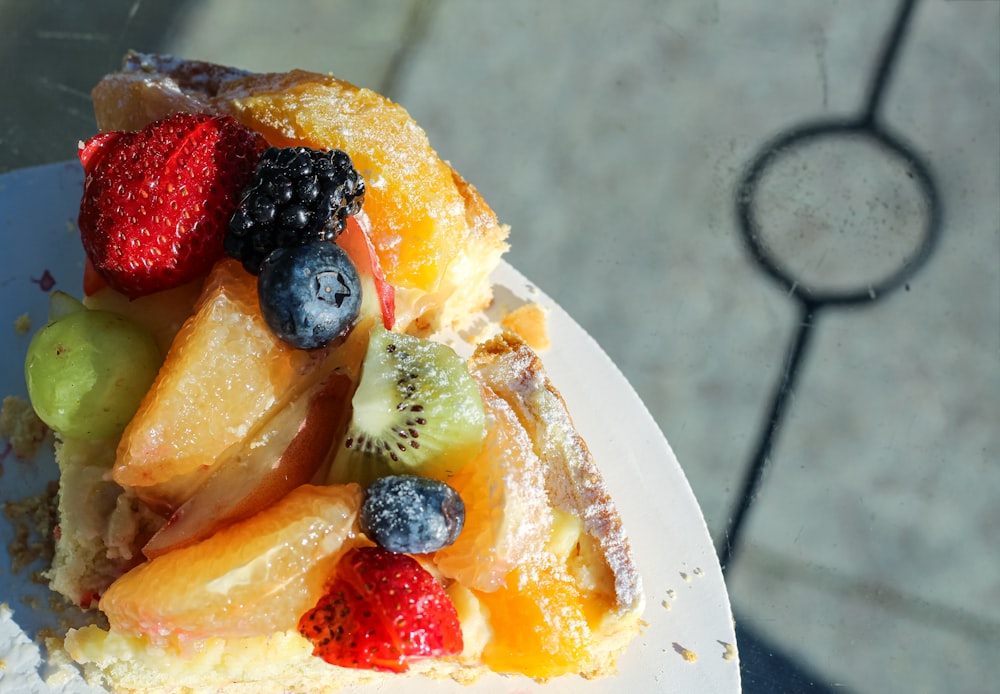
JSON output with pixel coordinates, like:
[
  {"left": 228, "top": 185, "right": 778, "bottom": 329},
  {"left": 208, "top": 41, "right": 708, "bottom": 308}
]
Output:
[{"left": 474, "top": 556, "right": 592, "bottom": 679}]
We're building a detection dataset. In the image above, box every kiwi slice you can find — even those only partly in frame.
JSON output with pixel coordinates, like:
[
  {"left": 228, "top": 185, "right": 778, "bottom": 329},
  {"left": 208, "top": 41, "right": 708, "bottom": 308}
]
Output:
[{"left": 327, "top": 325, "right": 486, "bottom": 485}]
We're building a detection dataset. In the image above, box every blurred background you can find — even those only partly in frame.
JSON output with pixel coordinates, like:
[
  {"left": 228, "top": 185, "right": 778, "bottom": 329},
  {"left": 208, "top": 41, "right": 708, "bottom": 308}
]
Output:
[{"left": 1, "top": 1, "right": 998, "bottom": 692}]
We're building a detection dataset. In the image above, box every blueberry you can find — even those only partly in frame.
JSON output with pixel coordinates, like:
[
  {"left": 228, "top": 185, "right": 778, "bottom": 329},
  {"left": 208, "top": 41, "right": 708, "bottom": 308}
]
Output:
[
  {"left": 360, "top": 475, "right": 465, "bottom": 554},
  {"left": 257, "top": 241, "right": 362, "bottom": 350}
]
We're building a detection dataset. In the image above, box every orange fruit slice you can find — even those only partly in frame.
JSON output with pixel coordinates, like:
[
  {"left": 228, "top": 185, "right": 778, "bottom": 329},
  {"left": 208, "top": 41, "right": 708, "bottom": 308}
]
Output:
[
  {"left": 433, "top": 386, "right": 553, "bottom": 592},
  {"left": 99, "top": 483, "right": 361, "bottom": 649},
  {"left": 114, "top": 259, "right": 316, "bottom": 509},
  {"left": 222, "top": 71, "right": 467, "bottom": 295}
]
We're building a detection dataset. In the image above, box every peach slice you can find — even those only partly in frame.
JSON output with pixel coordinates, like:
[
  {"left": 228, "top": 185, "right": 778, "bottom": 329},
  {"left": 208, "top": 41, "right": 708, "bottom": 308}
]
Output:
[
  {"left": 83, "top": 277, "right": 205, "bottom": 354},
  {"left": 113, "top": 259, "right": 320, "bottom": 512},
  {"left": 142, "top": 372, "right": 353, "bottom": 559},
  {"left": 100, "top": 484, "right": 362, "bottom": 648},
  {"left": 115, "top": 249, "right": 378, "bottom": 515}
]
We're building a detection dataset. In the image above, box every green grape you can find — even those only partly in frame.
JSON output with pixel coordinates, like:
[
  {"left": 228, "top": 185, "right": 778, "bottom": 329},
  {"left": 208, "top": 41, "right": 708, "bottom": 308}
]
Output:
[{"left": 25, "top": 309, "right": 162, "bottom": 440}]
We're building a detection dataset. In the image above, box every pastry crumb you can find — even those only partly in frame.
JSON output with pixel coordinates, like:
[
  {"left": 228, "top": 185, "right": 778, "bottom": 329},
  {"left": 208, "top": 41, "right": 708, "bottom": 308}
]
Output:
[
  {"left": 0, "top": 395, "right": 49, "bottom": 460},
  {"left": 661, "top": 600, "right": 671, "bottom": 610},
  {"left": 4, "top": 481, "right": 59, "bottom": 573},
  {"left": 679, "top": 571, "right": 691, "bottom": 582},
  {"left": 42, "top": 637, "right": 78, "bottom": 686},
  {"left": 672, "top": 642, "right": 698, "bottom": 662},
  {"left": 500, "top": 302, "right": 549, "bottom": 351},
  {"left": 719, "top": 640, "right": 736, "bottom": 661},
  {"left": 13, "top": 313, "right": 31, "bottom": 334}
]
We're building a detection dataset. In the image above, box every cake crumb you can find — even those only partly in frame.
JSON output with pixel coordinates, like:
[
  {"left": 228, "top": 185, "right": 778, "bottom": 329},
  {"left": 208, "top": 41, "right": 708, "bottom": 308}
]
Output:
[
  {"left": 672, "top": 643, "right": 698, "bottom": 662},
  {"left": 500, "top": 302, "right": 549, "bottom": 351},
  {"left": 693, "top": 567, "right": 704, "bottom": 577},
  {"left": 13, "top": 313, "right": 31, "bottom": 334},
  {"left": 679, "top": 571, "right": 691, "bottom": 582},
  {"left": 661, "top": 600, "right": 671, "bottom": 610},
  {"left": 0, "top": 395, "right": 49, "bottom": 460}
]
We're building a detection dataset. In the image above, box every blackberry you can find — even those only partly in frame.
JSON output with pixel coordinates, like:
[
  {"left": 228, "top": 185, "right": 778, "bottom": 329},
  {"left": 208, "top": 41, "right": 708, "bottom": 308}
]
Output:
[{"left": 225, "top": 146, "right": 365, "bottom": 274}]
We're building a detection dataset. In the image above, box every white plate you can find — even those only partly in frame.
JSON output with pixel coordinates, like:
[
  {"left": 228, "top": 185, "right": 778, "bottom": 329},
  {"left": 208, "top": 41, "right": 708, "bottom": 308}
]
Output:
[{"left": 0, "top": 162, "right": 741, "bottom": 693}]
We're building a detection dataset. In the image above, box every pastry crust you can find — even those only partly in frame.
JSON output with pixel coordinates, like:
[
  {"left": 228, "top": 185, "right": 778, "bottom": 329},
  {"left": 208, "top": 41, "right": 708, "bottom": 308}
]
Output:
[{"left": 470, "top": 333, "right": 644, "bottom": 614}]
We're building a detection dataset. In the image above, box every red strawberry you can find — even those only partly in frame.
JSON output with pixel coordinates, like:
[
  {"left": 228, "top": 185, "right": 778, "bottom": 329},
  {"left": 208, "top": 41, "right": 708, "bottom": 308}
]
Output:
[
  {"left": 78, "top": 113, "right": 266, "bottom": 298},
  {"left": 298, "top": 546, "right": 463, "bottom": 672},
  {"left": 337, "top": 213, "right": 396, "bottom": 330}
]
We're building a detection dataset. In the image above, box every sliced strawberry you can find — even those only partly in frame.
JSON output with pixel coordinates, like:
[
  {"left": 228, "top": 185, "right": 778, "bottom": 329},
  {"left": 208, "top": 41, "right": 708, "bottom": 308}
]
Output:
[
  {"left": 78, "top": 113, "right": 267, "bottom": 298},
  {"left": 338, "top": 213, "right": 396, "bottom": 330},
  {"left": 299, "top": 546, "right": 463, "bottom": 672}
]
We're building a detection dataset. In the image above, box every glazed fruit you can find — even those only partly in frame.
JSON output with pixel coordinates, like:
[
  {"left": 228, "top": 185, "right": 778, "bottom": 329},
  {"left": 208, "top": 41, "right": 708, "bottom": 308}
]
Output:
[
  {"left": 360, "top": 475, "right": 465, "bottom": 554},
  {"left": 99, "top": 484, "right": 361, "bottom": 647},
  {"left": 257, "top": 241, "right": 362, "bottom": 350},
  {"left": 433, "top": 387, "right": 553, "bottom": 591},
  {"left": 78, "top": 113, "right": 266, "bottom": 297},
  {"left": 25, "top": 303, "right": 162, "bottom": 440},
  {"left": 225, "top": 146, "right": 365, "bottom": 275},
  {"left": 475, "top": 557, "right": 591, "bottom": 679},
  {"left": 326, "top": 325, "right": 486, "bottom": 485},
  {"left": 83, "top": 277, "right": 205, "bottom": 355},
  {"left": 298, "top": 546, "right": 463, "bottom": 672},
  {"left": 222, "top": 74, "right": 472, "bottom": 295},
  {"left": 113, "top": 259, "right": 318, "bottom": 511},
  {"left": 337, "top": 214, "right": 395, "bottom": 330},
  {"left": 141, "top": 373, "right": 353, "bottom": 558}
]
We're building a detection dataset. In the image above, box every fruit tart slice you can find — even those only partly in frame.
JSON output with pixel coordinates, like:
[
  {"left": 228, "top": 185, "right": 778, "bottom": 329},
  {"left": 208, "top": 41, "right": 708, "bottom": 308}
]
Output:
[{"left": 24, "top": 53, "right": 644, "bottom": 692}]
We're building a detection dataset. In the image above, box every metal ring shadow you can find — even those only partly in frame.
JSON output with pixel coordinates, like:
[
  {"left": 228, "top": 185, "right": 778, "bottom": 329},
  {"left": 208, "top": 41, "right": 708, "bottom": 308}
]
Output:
[{"left": 736, "top": 118, "right": 942, "bottom": 308}]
